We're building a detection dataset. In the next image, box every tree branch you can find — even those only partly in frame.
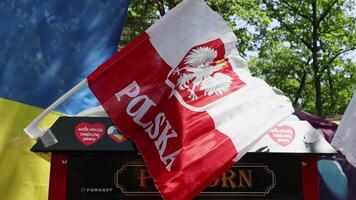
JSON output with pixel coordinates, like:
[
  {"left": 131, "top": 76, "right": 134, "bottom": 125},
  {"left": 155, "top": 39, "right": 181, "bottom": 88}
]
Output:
[
  {"left": 155, "top": 0, "right": 165, "bottom": 17},
  {"left": 280, "top": 2, "right": 312, "bottom": 22},
  {"left": 167, "top": 0, "right": 176, "bottom": 10},
  {"left": 293, "top": 58, "right": 311, "bottom": 106},
  {"left": 321, "top": 48, "right": 356, "bottom": 72},
  {"left": 293, "top": 69, "right": 307, "bottom": 106},
  {"left": 318, "top": 0, "right": 339, "bottom": 26},
  {"left": 279, "top": 21, "right": 314, "bottom": 50},
  {"left": 263, "top": 1, "right": 314, "bottom": 51},
  {"left": 326, "top": 66, "right": 335, "bottom": 115},
  {"left": 319, "top": 27, "right": 341, "bottom": 35},
  {"left": 263, "top": 0, "right": 314, "bottom": 52}
]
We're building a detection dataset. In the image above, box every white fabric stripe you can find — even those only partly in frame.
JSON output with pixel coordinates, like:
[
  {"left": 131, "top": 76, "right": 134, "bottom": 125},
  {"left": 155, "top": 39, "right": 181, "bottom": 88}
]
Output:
[
  {"left": 146, "top": 0, "right": 239, "bottom": 69},
  {"left": 206, "top": 78, "right": 293, "bottom": 159},
  {"left": 332, "top": 91, "right": 356, "bottom": 167}
]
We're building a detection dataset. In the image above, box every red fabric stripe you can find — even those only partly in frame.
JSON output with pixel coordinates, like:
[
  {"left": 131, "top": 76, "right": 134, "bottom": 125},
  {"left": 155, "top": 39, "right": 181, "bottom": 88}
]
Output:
[
  {"left": 88, "top": 33, "right": 238, "bottom": 200},
  {"left": 301, "top": 157, "right": 320, "bottom": 200},
  {"left": 88, "top": 33, "right": 150, "bottom": 85},
  {"left": 48, "top": 153, "right": 68, "bottom": 200}
]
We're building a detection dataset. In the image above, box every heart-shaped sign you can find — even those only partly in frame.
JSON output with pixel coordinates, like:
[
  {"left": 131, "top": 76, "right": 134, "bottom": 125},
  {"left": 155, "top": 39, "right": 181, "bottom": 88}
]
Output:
[
  {"left": 107, "top": 126, "right": 126, "bottom": 143},
  {"left": 75, "top": 122, "right": 105, "bottom": 146},
  {"left": 268, "top": 125, "right": 295, "bottom": 147}
]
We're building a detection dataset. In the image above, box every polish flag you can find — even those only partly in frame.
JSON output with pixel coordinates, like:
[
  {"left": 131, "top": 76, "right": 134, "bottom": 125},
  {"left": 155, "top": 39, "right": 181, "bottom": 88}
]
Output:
[{"left": 88, "top": 0, "right": 293, "bottom": 199}]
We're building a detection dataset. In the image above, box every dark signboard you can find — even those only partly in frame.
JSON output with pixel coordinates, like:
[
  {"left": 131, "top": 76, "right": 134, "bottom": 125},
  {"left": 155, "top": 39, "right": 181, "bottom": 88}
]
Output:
[
  {"left": 32, "top": 117, "right": 336, "bottom": 155},
  {"left": 65, "top": 154, "right": 303, "bottom": 200}
]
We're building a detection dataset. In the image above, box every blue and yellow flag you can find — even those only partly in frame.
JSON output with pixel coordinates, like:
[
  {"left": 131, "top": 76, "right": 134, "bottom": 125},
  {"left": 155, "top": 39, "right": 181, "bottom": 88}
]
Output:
[{"left": 0, "top": 1, "right": 129, "bottom": 199}]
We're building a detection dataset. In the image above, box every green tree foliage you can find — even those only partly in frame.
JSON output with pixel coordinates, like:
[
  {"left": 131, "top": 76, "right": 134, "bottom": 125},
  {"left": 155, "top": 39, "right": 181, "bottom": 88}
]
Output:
[
  {"left": 121, "top": 0, "right": 356, "bottom": 117},
  {"left": 249, "top": 0, "right": 356, "bottom": 116}
]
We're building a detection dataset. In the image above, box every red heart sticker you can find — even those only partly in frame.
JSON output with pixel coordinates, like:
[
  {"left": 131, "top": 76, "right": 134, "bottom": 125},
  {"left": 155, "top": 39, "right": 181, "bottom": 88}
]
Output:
[
  {"left": 75, "top": 122, "right": 105, "bottom": 146},
  {"left": 268, "top": 125, "right": 295, "bottom": 147}
]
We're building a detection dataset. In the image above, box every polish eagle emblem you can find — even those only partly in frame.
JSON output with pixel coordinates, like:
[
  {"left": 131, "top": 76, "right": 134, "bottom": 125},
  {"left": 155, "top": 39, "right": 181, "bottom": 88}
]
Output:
[{"left": 172, "top": 46, "right": 232, "bottom": 100}]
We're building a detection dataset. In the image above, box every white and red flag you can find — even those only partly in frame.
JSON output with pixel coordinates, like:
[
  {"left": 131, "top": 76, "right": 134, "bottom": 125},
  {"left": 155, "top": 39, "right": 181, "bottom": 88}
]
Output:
[{"left": 87, "top": 0, "right": 293, "bottom": 199}]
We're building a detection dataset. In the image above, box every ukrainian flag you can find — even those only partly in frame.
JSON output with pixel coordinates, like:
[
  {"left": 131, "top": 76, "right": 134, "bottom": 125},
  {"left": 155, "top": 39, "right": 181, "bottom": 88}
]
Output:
[{"left": 0, "top": 1, "right": 129, "bottom": 199}]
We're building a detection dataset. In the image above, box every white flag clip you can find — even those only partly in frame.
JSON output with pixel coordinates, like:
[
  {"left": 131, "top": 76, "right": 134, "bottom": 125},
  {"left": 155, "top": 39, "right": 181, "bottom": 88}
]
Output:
[{"left": 24, "top": 79, "right": 88, "bottom": 140}]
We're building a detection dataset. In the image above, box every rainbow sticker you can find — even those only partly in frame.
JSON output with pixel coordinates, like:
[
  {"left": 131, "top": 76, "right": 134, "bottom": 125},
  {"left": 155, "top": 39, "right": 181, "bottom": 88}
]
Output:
[{"left": 107, "top": 126, "right": 126, "bottom": 143}]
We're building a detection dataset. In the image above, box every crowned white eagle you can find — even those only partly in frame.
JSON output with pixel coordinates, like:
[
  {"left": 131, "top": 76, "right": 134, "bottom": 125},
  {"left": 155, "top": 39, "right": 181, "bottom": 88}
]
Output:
[{"left": 173, "top": 46, "right": 232, "bottom": 100}]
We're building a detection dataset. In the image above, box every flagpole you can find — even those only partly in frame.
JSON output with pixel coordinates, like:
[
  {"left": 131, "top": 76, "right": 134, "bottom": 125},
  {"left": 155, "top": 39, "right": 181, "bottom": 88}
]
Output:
[{"left": 24, "top": 79, "right": 88, "bottom": 140}]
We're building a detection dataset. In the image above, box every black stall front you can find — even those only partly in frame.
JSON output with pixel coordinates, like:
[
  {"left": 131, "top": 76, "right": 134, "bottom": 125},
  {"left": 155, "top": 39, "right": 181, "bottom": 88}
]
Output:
[{"left": 32, "top": 117, "right": 336, "bottom": 200}]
